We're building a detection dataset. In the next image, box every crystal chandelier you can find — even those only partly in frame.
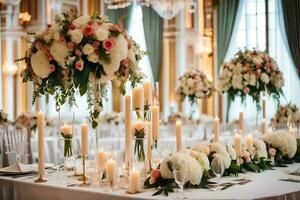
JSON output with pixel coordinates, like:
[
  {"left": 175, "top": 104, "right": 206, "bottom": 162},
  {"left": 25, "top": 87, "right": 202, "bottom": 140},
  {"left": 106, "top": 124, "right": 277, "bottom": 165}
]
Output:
[{"left": 104, "top": 0, "right": 197, "bottom": 20}]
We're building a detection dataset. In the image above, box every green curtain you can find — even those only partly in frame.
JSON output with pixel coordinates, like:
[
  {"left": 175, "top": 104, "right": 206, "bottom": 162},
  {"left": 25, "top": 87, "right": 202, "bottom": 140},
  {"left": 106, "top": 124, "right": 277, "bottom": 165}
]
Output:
[
  {"left": 216, "top": 0, "right": 240, "bottom": 69},
  {"left": 281, "top": 0, "right": 300, "bottom": 77},
  {"left": 142, "top": 7, "right": 163, "bottom": 82},
  {"left": 105, "top": 5, "right": 133, "bottom": 29}
]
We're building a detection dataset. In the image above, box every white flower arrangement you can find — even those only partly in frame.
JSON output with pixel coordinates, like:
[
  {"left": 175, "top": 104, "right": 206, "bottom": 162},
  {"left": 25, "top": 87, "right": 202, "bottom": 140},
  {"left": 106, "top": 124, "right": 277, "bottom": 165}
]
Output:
[
  {"left": 210, "top": 143, "right": 231, "bottom": 169},
  {"left": 263, "top": 130, "right": 297, "bottom": 158},
  {"left": 218, "top": 49, "right": 284, "bottom": 105},
  {"left": 99, "top": 112, "right": 124, "bottom": 125},
  {"left": 192, "top": 142, "right": 211, "bottom": 155},
  {"left": 177, "top": 69, "right": 212, "bottom": 105},
  {"left": 227, "top": 144, "right": 237, "bottom": 160},
  {"left": 271, "top": 103, "right": 300, "bottom": 124},
  {"left": 253, "top": 138, "right": 268, "bottom": 159},
  {"left": 160, "top": 151, "right": 203, "bottom": 185},
  {"left": 15, "top": 112, "right": 53, "bottom": 130}
]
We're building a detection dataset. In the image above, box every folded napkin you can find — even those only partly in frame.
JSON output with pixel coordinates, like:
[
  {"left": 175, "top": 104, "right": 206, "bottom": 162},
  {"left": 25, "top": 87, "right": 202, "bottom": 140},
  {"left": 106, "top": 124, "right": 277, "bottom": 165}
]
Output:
[{"left": 0, "top": 163, "right": 35, "bottom": 173}]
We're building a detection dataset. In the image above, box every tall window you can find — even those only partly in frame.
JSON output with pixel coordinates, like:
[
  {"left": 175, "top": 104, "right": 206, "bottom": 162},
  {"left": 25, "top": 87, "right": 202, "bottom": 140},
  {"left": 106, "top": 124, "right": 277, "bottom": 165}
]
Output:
[{"left": 226, "top": 0, "right": 300, "bottom": 121}]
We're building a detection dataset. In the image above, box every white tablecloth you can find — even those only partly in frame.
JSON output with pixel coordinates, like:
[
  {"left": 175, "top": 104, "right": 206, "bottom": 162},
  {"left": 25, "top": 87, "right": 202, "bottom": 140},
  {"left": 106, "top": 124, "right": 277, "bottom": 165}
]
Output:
[{"left": 1, "top": 164, "right": 300, "bottom": 200}]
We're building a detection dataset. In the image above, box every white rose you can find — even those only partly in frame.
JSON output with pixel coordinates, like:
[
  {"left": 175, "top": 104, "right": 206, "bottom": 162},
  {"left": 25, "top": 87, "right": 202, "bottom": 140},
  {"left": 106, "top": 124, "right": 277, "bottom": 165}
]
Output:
[
  {"left": 43, "top": 33, "right": 51, "bottom": 43},
  {"left": 30, "top": 50, "right": 51, "bottom": 79},
  {"left": 260, "top": 72, "right": 270, "bottom": 84},
  {"left": 88, "top": 53, "right": 99, "bottom": 63},
  {"left": 127, "top": 47, "right": 138, "bottom": 69},
  {"left": 73, "top": 16, "right": 90, "bottom": 28},
  {"left": 82, "top": 44, "right": 94, "bottom": 55},
  {"left": 53, "top": 32, "right": 60, "bottom": 41},
  {"left": 95, "top": 27, "right": 109, "bottom": 41},
  {"left": 249, "top": 73, "right": 256, "bottom": 86},
  {"left": 50, "top": 41, "right": 69, "bottom": 68},
  {"left": 231, "top": 75, "right": 243, "bottom": 89},
  {"left": 69, "top": 29, "right": 83, "bottom": 44}
]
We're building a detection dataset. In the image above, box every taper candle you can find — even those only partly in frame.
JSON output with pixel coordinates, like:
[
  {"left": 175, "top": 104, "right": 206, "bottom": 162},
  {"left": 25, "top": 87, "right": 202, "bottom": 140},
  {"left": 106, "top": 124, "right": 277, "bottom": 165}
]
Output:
[
  {"left": 37, "top": 111, "right": 45, "bottom": 177},
  {"left": 125, "top": 95, "right": 131, "bottom": 165},
  {"left": 234, "top": 133, "right": 241, "bottom": 157},
  {"left": 146, "top": 122, "right": 152, "bottom": 161},
  {"left": 176, "top": 120, "right": 182, "bottom": 152},
  {"left": 81, "top": 121, "right": 88, "bottom": 156},
  {"left": 261, "top": 118, "right": 267, "bottom": 135},
  {"left": 262, "top": 96, "right": 266, "bottom": 119},
  {"left": 143, "top": 81, "right": 152, "bottom": 106},
  {"left": 151, "top": 105, "right": 159, "bottom": 140},
  {"left": 214, "top": 116, "right": 219, "bottom": 143},
  {"left": 246, "top": 134, "right": 253, "bottom": 154},
  {"left": 239, "top": 111, "right": 244, "bottom": 133}
]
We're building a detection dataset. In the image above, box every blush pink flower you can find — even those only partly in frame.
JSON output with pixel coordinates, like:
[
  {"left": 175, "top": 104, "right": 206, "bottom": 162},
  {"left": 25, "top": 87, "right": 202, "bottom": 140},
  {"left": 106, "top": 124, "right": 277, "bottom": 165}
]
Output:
[
  {"left": 35, "top": 41, "right": 42, "bottom": 49},
  {"left": 82, "top": 24, "right": 95, "bottom": 36},
  {"left": 150, "top": 169, "right": 161, "bottom": 180},
  {"left": 67, "top": 42, "right": 74, "bottom": 50},
  {"left": 243, "top": 87, "right": 250, "bottom": 94},
  {"left": 121, "top": 58, "right": 129, "bottom": 67},
  {"left": 92, "top": 41, "right": 100, "bottom": 48},
  {"left": 102, "top": 38, "right": 116, "bottom": 51},
  {"left": 49, "top": 64, "right": 56, "bottom": 72},
  {"left": 75, "top": 49, "right": 82, "bottom": 57},
  {"left": 268, "top": 148, "right": 276, "bottom": 156},
  {"left": 75, "top": 60, "right": 84, "bottom": 71}
]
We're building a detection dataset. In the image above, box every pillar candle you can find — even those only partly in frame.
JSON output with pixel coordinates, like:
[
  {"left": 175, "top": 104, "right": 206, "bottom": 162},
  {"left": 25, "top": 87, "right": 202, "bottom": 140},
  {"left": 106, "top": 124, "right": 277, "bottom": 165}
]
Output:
[
  {"left": 261, "top": 118, "right": 267, "bottom": 135},
  {"left": 106, "top": 159, "right": 117, "bottom": 186},
  {"left": 132, "top": 87, "right": 144, "bottom": 110},
  {"left": 37, "top": 111, "right": 45, "bottom": 177},
  {"left": 125, "top": 95, "right": 131, "bottom": 165},
  {"left": 262, "top": 96, "right": 266, "bottom": 119},
  {"left": 143, "top": 81, "right": 152, "bottom": 106},
  {"left": 129, "top": 169, "right": 141, "bottom": 193},
  {"left": 96, "top": 149, "right": 106, "bottom": 169},
  {"left": 81, "top": 121, "right": 88, "bottom": 156},
  {"left": 146, "top": 122, "right": 152, "bottom": 161},
  {"left": 151, "top": 105, "right": 159, "bottom": 140},
  {"left": 214, "top": 116, "right": 219, "bottom": 143},
  {"left": 176, "top": 120, "right": 182, "bottom": 152},
  {"left": 234, "top": 133, "right": 241, "bottom": 157},
  {"left": 246, "top": 134, "right": 253, "bottom": 154},
  {"left": 239, "top": 111, "right": 244, "bottom": 133}
]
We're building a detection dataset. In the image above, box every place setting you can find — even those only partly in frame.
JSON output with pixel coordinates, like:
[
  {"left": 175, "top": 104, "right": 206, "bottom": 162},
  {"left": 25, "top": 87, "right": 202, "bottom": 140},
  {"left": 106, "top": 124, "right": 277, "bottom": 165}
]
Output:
[{"left": 1, "top": 0, "right": 300, "bottom": 200}]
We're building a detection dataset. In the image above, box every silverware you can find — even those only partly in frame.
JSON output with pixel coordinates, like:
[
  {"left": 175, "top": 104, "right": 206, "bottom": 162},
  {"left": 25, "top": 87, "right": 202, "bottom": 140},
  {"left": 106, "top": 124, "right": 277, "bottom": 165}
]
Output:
[{"left": 280, "top": 178, "right": 300, "bottom": 183}]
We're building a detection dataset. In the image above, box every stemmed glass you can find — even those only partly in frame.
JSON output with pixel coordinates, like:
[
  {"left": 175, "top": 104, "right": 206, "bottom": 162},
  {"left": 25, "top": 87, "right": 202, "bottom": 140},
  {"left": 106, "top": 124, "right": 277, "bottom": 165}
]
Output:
[
  {"left": 173, "top": 164, "right": 187, "bottom": 199},
  {"left": 211, "top": 157, "right": 225, "bottom": 190}
]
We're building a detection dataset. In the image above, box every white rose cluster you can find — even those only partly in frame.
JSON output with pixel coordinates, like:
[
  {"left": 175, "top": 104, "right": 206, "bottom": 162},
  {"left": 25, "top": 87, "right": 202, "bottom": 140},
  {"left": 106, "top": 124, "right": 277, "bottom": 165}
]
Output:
[
  {"left": 218, "top": 49, "right": 284, "bottom": 103},
  {"left": 160, "top": 151, "right": 204, "bottom": 185},
  {"left": 253, "top": 138, "right": 268, "bottom": 159},
  {"left": 210, "top": 143, "right": 232, "bottom": 169},
  {"left": 271, "top": 103, "right": 300, "bottom": 124},
  {"left": 177, "top": 69, "right": 212, "bottom": 104},
  {"left": 263, "top": 130, "right": 297, "bottom": 158}
]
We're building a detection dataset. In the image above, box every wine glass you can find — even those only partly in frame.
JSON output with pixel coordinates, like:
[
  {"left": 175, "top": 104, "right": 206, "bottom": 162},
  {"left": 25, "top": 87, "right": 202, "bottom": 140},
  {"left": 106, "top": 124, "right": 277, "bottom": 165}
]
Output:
[
  {"left": 173, "top": 165, "right": 187, "bottom": 199},
  {"left": 211, "top": 157, "right": 225, "bottom": 190}
]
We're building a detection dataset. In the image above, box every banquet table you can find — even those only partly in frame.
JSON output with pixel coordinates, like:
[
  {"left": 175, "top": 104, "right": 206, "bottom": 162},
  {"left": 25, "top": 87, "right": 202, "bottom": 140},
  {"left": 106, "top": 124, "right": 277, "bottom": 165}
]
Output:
[{"left": 1, "top": 164, "right": 300, "bottom": 200}]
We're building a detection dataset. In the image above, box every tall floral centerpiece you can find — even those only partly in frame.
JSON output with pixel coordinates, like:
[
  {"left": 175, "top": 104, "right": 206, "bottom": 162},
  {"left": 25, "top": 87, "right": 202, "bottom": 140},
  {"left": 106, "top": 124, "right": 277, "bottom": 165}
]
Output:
[
  {"left": 176, "top": 69, "right": 212, "bottom": 118},
  {"left": 270, "top": 103, "right": 300, "bottom": 125},
  {"left": 19, "top": 11, "right": 145, "bottom": 128},
  {"left": 218, "top": 49, "right": 284, "bottom": 110}
]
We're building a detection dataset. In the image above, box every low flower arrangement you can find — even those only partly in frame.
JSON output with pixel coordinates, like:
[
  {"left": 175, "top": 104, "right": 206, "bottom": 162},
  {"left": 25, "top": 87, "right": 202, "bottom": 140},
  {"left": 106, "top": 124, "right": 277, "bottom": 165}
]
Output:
[
  {"left": 99, "top": 112, "right": 124, "bottom": 125},
  {"left": 166, "top": 112, "right": 214, "bottom": 124},
  {"left": 218, "top": 49, "right": 284, "bottom": 107},
  {"left": 0, "top": 110, "right": 8, "bottom": 123},
  {"left": 19, "top": 10, "right": 145, "bottom": 128},
  {"left": 15, "top": 112, "right": 53, "bottom": 130},
  {"left": 146, "top": 132, "right": 300, "bottom": 196},
  {"left": 270, "top": 103, "right": 300, "bottom": 124},
  {"left": 177, "top": 69, "right": 212, "bottom": 105}
]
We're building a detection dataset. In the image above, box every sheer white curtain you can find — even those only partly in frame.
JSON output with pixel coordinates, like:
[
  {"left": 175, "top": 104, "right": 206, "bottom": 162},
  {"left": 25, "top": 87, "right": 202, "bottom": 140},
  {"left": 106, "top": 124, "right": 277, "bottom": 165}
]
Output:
[{"left": 225, "top": 0, "right": 300, "bottom": 122}]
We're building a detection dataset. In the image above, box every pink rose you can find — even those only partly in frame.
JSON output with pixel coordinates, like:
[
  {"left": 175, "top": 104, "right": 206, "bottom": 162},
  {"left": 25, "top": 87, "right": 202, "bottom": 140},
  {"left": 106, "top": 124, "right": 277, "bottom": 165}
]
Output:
[
  {"left": 67, "top": 42, "right": 74, "bottom": 50},
  {"left": 49, "top": 64, "right": 56, "bottom": 72},
  {"left": 102, "top": 38, "right": 116, "bottom": 51},
  {"left": 59, "top": 36, "right": 65, "bottom": 43},
  {"left": 75, "top": 60, "right": 84, "bottom": 71},
  {"left": 88, "top": 21, "right": 100, "bottom": 30},
  {"left": 82, "top": 24, "right": 95, "bottom": 36},
  {"left": 243, "top": 87, "right": 250, "bottom": 94},
  {"left": 69, "top": 23, "right": 77, "bottom": 30},
  {"left": 150, "top": 169, "right": 161, "bottom": 180},
  {"left": 35, "top": 41, "right": 42, "bottom": 49},
  {"left": 268, "top": 148, "right": 276, "bottom": 156},
  {"left": 75, "top": 49, "right": 82, "bottom": 57}
]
